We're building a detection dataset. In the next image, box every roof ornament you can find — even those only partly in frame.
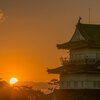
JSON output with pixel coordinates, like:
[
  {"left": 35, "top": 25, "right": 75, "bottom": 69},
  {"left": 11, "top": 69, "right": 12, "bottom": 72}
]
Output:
[
  {"left": 76, "top": 17, "right": 82, "bottom": 27},
  {"left": 78, "top": 17, "right": 82, "bottom": 23}
]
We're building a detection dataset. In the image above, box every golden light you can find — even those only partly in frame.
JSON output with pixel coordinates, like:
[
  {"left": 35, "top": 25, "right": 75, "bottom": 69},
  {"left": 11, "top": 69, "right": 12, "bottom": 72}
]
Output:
[{"left": 10, "top": 78, "right": 18, "bottom": 84}]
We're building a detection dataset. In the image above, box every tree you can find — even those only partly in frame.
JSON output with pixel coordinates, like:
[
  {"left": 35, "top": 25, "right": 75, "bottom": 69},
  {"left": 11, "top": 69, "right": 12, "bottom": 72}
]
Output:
[{"left": 48, "top": 79, "right": 60, "bottom": 92}]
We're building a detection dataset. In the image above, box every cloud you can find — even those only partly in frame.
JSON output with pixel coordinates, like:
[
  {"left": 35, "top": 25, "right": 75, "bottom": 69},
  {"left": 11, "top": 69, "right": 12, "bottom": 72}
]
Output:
[
  {"left": 0, "top": 10, "right": 8, "bottom": 23},
  {"left": 0, "top": 12, "right": 4, "bottom": 19}
]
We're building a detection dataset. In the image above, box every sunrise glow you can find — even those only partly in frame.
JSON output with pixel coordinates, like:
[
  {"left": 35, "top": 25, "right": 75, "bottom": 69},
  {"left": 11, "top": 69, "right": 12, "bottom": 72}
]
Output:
[{"left": 10, "top": 78, "right": 18, "bottom": 84}]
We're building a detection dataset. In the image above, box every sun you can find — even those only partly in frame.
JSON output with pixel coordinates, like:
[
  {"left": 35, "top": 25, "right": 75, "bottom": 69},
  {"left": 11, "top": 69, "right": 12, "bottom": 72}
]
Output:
[{"left": 10, "top": 78, "right": 18, "bottom": 84}]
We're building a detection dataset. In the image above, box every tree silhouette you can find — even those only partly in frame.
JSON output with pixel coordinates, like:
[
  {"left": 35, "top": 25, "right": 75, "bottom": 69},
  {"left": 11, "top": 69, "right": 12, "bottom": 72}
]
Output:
[{"left": 48, "top": 79, "right": 60, "bottom": 92}]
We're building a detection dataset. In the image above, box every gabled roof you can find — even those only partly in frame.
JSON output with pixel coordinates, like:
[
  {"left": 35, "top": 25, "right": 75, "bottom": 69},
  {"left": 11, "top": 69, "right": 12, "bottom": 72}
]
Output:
[{"left": 57, "top": 18, "right": 100, "bottom": 49}]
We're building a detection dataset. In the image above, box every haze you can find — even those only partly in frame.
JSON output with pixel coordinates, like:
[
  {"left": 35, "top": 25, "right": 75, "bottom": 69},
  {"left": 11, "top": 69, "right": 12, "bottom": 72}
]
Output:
[{"left": 0, "top": 0, "right": 100, "bottom": 82}]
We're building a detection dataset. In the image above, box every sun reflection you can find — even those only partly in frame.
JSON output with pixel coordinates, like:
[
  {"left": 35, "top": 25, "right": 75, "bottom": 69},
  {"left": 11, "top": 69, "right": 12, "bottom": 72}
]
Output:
[{"left": 10, "top": 78, "right": 18, "bottom": 84}]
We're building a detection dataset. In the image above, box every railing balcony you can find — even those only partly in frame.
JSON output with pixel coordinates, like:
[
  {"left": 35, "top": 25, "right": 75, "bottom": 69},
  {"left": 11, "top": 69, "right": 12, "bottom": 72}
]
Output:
[{"left": 60, "top": 57, "right": 99, "bottom": 65}]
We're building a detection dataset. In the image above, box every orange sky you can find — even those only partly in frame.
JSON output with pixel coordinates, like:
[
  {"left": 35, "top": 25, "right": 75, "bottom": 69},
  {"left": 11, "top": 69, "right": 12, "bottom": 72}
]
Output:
[{"left": 0, "top": 0, "right": 100, "bottom": 82}]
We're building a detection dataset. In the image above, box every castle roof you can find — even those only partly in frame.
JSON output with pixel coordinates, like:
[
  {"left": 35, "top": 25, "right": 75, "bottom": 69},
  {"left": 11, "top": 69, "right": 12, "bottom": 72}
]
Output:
[
  {"left": 47, "top": 64, "right": 100, "bottom": 74},
  {"left": 57, "top": 20, "right": 100, "bottom": 50}
]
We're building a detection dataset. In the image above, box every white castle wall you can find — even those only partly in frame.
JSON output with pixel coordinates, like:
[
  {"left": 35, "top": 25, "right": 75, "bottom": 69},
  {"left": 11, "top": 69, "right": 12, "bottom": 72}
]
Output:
[
  {"left": 60, "top": 74, "right": 100, "bottom": 89},
  {"left": 70, "top": 49, "right": 100, "bottom": 62}
]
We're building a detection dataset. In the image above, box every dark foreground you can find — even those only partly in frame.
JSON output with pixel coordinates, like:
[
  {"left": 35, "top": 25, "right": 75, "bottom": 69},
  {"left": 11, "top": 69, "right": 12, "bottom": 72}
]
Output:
[
  {"left": 0, "top": 80, "right": 51, "bottom": 100},
  {"left": 52, "top": 89, "right": 100, "bottom": 100},
  {"left": 1, "top": 80, "right": 100, "bottom": 100}
]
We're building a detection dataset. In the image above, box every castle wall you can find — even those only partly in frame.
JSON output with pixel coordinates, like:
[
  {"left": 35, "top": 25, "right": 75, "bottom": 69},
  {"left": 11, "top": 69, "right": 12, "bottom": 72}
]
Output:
[
  {"left": 60, "top": 74, "right": 100, "bottom": 89},
  {"left": 70, "top": 49, "right": 100, "bottom": 63}
]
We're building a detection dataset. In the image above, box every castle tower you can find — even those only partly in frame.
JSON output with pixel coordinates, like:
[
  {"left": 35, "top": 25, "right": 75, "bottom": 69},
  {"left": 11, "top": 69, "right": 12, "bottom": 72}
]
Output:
[{"left": 47, "top": 18, "right": 100, "bottom": 100}]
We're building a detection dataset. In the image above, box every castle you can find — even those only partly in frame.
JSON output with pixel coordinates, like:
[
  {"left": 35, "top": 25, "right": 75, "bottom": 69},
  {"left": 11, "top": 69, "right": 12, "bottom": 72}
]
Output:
[{"left": 48, "top": 18, "right": 100, "bottom": 100}]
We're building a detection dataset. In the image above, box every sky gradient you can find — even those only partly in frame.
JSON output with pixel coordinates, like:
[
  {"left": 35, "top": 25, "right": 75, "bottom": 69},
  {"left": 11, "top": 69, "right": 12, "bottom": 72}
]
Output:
[{"left": 0, "top": 0, "right": 100, "bottom": 82}]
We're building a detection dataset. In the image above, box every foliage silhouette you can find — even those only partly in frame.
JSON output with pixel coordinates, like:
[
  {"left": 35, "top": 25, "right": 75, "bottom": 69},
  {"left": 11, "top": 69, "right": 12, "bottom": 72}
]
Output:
[{"left": 0, "top": 80, "right": 50, "bottom": 100}]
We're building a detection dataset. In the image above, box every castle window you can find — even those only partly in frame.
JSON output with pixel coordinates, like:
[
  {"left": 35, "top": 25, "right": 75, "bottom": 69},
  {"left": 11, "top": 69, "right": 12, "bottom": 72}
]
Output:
[
  {"left": 93, "top": 81, "right": 96, "bottom": 87},
  {"left": 93, "top": 81, "right": 100, "bottom": 88},
  {"left": 96, "top": 81, "right": 100, "bottom": 87},
  {"left": 66, "top": 81, "right": 70, "bottom": 88},
  {"left": 81, "top": 81, "right": 84, "bottom": 87},
  {"left": 74, "top": 81, "right": 78, "bottom": 88}
]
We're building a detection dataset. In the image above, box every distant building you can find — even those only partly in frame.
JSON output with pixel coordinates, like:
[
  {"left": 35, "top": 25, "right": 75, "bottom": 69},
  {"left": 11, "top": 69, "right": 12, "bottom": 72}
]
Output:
[{"left": 47, "top": 18, "right": 100, "bottom": 100}]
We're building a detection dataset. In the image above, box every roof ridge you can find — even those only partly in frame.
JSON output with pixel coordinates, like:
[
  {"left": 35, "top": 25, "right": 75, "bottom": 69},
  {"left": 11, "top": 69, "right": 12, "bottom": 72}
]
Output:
[{"left": 80, "top": 23, "right": 100, "bottom": 26}]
